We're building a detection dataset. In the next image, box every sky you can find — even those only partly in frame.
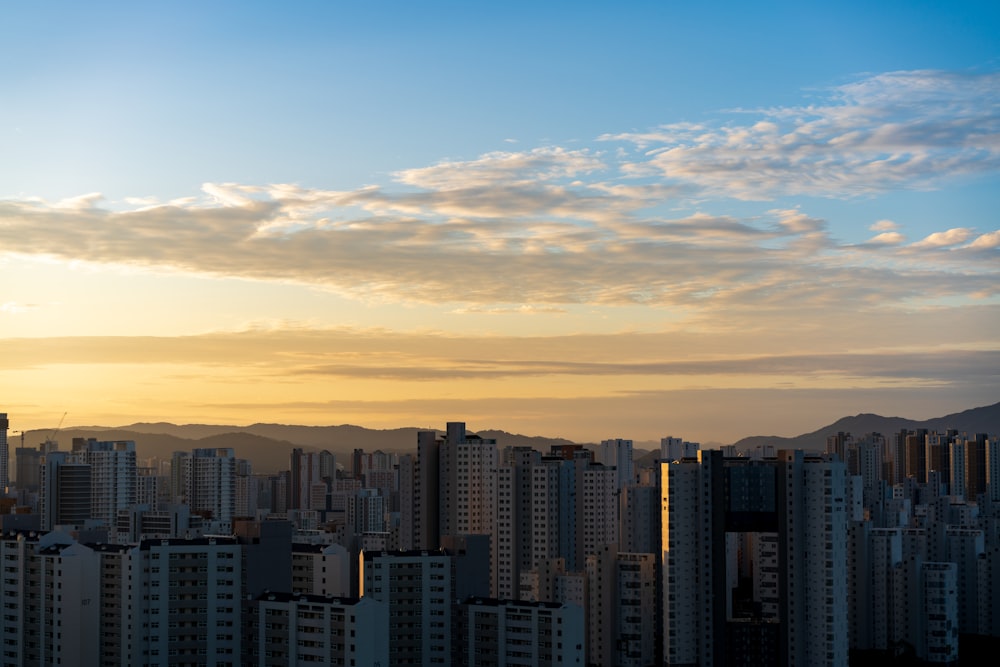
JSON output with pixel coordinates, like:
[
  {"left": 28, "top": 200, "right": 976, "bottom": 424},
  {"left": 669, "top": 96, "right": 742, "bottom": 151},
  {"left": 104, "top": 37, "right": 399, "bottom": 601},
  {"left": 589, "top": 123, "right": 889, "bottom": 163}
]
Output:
[{"left": 2, "top": 1, "right": 998, "bottom": 445}]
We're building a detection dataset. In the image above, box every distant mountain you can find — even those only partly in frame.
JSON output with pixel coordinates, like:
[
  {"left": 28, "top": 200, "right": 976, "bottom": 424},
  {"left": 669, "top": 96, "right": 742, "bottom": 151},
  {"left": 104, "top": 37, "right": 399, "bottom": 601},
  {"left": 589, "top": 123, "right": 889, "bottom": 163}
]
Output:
[
  {"left": 20, "top": 423, "right": 583, "bottom": 474},
  {"left": 19, "top": 428, "right": 306, "bottom": 474},
  {"left": 731, "top": 401, "right": 1000, "bottom": 453},
  {"left": 20, "top": 402, "right": 997, "bottom": 472}
]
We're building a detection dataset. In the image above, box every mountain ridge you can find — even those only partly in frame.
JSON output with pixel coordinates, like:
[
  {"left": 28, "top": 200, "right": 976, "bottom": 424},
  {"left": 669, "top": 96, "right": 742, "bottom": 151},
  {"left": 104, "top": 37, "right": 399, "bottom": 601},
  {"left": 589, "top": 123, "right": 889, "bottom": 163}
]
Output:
[
  {"left": 730, "top": 401, "right": 1000, "bottom": 452},
  {"left": 18, "top": 401, "right": 998, "bottom": 473}
]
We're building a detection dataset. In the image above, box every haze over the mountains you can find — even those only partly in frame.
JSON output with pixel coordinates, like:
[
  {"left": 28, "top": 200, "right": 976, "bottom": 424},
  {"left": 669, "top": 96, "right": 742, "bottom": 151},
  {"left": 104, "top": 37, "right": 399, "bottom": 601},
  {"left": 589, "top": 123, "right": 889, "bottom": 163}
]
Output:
[{"left": 19, "top": 402, "right": 998, "bottom": 474}]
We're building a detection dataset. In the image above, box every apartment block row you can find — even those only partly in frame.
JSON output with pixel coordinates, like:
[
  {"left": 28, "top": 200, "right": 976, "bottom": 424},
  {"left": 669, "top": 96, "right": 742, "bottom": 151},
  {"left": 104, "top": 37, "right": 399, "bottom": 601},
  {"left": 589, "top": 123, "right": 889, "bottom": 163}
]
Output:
[
  {"left": 0, "top": 524, "right": 587, "bottom": 667},
  {"left": 3, "top": 414, "right": 1000, "bottom": 666}
]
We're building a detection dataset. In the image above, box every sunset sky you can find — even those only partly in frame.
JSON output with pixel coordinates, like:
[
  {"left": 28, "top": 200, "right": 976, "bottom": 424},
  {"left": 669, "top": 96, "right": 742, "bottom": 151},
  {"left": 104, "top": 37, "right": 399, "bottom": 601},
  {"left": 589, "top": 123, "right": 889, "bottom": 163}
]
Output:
[{"left": 2, "top": 1, "right": 998, "bottom": 444}]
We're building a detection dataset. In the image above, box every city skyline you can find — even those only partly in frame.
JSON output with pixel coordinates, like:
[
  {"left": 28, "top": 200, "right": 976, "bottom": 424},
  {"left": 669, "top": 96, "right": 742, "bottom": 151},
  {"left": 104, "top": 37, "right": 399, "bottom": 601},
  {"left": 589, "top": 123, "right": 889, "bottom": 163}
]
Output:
[{"left": 2, "top": 2, "right": 998, "bottom": 443}]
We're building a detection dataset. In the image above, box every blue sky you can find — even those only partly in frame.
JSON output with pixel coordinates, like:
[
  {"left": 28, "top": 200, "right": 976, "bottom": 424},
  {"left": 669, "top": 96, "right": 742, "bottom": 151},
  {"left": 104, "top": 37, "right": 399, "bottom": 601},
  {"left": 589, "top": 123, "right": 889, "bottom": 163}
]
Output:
[
  {"left": 1, "top": 2, "right": 998, "bottom": 442},
  {"left": 5, "top": 1, "right": 997, "bottom": 203}
]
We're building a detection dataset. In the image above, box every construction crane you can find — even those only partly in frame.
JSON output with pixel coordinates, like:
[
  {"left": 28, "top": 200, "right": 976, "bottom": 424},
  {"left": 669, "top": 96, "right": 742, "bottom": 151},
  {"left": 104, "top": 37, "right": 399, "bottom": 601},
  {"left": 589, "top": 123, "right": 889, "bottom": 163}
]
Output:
[{"left": 44, "top": 412, "right": 67, "bottom": 450}]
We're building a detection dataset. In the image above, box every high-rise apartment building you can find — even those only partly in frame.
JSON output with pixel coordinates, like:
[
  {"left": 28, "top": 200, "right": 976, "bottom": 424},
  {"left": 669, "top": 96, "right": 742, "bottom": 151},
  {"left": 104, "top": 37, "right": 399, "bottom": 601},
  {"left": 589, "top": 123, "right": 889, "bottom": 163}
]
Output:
[
  {"left": 661, "top": 436, "right": 699, "bottom": 462},
  {"left": 398, "top": 453, "right": 417, "bottom": 550},
  {"left": 597, "top": 438, "right": 633, "bottom": 489},
  {"left": 39, "top": 450, "right": 92, "bottom": 531},
  {"left": 496, "top": 446, "right": 540, "bottom": 600},
  {"left": 987, "top": 436, "right": 1000, "bottom": 504},
  {"left": 288, "top": 448, "right": 322, "bottom": 511},
  {"left": 438, "top": 422, "right": 498, "bottom": 540},
  {"left": 137, "top": 466, "right": 159, "bottom": 510},
  {"left": 0, "top": 413, "right": 8, "bottom": 492},
  {"left": 348, "top": 487, "right": 385, "bottom": 534},
  {"left": 138, "top": 537, "right": 243, "bottom": 665},
  {"left": 614, "top": 552, "right": 657, "bottom": 667},
  {"left": 621, "top": 483, "right": 659, "bottom": 554},
  {"left": 410, "top": 422, "right": 498, "bottom": 591},
  {"left": 965, "top": 434, "right": 989, "bottom": 501},
  {"left": 290, "top": 542, "right": 353, "bottom": 597},
  {"left": 186, "top": 448, "right": 236, "bottom": 523},
  {"left": 250, "top": 592, "right": 388, "bottom": 666},
  {"left": 455, "top": 598, "right": 585, "bottom": 667},
  {"left": 14, "top": 445, "right": 42, "bottom": 493},
  {"left": 0, "top": 531, "right": 100, "bottom": 667},
  {"left": 582, "top": 463, "right": 618, "bottom": 565},
  {"left": 916, "top": 561, "right": 960, "bottom": 663},
  {"left": 362, "top": 550, "right": 454, "bottom": 667},
  {"left": 234, "top": 458, "right": 258, "bottom": 517},
  {"left": 660, "top": 449, "right": 849, "bottom": 667},
  {"left": 414, "top": 431, "right": 441, "bottom": 550},
  {"left": 71, "top": 438, "right": 138, "bottom": 527}
]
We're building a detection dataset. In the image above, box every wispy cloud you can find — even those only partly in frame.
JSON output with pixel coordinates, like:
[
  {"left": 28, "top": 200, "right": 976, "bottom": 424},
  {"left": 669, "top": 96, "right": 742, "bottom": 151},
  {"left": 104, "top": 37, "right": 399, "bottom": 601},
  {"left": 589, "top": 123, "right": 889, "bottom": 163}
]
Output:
[
  {"left": 602, "top": 70, "right": 1000, "bottom": 199},
  {"left": 1, "top": 301, "right": 39, "bottom": 314},
  {"left": 5, "top": 318, "right": 996, "bottom": 442},
  {"left": 0, "top": 184, "right": 995, "bottom": 315},
  {"left": 0, "top": 70, "right": 996, "bottom": 321}
]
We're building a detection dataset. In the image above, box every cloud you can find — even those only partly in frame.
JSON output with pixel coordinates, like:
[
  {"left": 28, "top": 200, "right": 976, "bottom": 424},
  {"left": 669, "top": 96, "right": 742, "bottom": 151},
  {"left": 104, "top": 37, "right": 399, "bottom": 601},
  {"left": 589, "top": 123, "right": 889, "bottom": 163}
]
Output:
[
  {"left": 603, "top": 70, "right": 1000, "bottom": 199},
  {"left": 451, "top": 305, "right": 569, "bottom": 315},
  {"left": 911, "top": 227, "right": 973, "bottom": 249},
  {"left": 394, "top": 147, "right": 603, "bottom": 191},
  {"left": 864, "top": 232, "right": 906, "bottom": 245},
  {"left": 870, "top": 220, "right": 899, "bottom": 232},
  {"left": 0, "top": 184, "right": 995, "bottom": 314},
  {"left": 1, "top": 301, "right": 39, "bottom": 314},
  {"left": 0, "top": 70, "right": 996, "bottom": 321},
  {"left": 288, "top": 350, "right": 1000, "bottom": 383},
  {"left": 5, "top": 318, "right": 996, "bottom": 442},
  {"left": 772, "top": 209, "right": 826, "bottom": 234},
  {"left": 966, "top": 230, "right": 1000, "bottom": 250}
]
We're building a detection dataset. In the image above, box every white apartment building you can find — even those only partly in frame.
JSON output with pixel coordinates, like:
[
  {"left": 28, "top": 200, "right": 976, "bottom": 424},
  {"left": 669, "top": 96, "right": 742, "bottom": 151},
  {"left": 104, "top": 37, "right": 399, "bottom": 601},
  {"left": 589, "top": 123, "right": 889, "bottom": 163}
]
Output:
[
  {"left": 72, "top": 439, "right": 138, "bottom": 528},
  {"left": 0, "top": 531, "right": 100, "bottom": 667},
  {"left": 138, "top": 537, "right": 243, "bottom": 666},
  {"left": 186, "top": 448, "right": 236, "bottom": 524},
  {"left": 252, "top": 592, "right": 388, "bottom": 667}
]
